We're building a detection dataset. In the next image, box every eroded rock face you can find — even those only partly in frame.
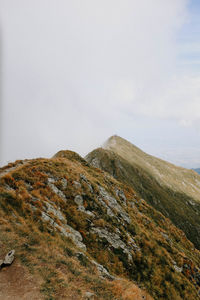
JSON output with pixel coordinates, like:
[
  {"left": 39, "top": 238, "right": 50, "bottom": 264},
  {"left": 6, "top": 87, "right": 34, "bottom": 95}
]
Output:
[
  {"left": 76, "top": 252, "right": 115, "bottom": 280},
  {"left": 44, "top": 202, "right": 66, "bottom": 222},
  {"left": 91, "top": 258, "right": 115, "bottom": 280},
  {"left": 80, "top": 174, "right": 93, "bottom": 193},
  {"left": 47, "top": 178, "right": 67, "bottom": 202},
  {"left": 41, "top": 210, "right": 87, "bottom": 251},
  {"left": 74, "top": 195, "right": 95, "bottom": 218},
  {"left": 90, "top": 227, "right": 139, "bottom": 262},
  {"left": 98, "top": 186, "right": 130, "bottom": 224},
  {"left": 61, "top": 178, "right": 68, "bottom": 190},
  {"left": 115, "top": 188, "right": 127, "bottom": 206},
  {"left": 57, "top": 224, "right": 87, "bottom": 251}
]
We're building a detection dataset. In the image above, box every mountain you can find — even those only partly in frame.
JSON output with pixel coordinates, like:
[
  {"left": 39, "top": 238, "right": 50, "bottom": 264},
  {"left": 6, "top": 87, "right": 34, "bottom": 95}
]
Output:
[
  {"left": 86, "top": 135, "right": 200, "bottom": 250},
  {"left": 1, "top": 150, "right": 200, "bottom": 299},
  {"left": 194, "top": 169, "right": 200, "bottom": 175}
]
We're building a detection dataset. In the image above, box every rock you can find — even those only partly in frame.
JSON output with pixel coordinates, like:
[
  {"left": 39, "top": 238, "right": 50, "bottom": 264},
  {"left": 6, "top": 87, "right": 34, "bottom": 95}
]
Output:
[
  {"left": 57, "top": 224, "right": 87, "bottom": 251},
  {"left": 41, "top": 211, "right": 55, "bottom": 225},
  {"left": 61, "top": 178, "right": 68, "bottom": 189},
  {"left": 160, "top": 232, "right": 170, "bottom": 242},
  {"left": 98, "top": 186, "right": 130, "bottom": 223},
  {"left": 45, "top": 202, "right": 66, "bottom": 222},
  {"left": 4, "top": 250, "right": 15, "bottom": 265},
  {"left": 90, "top": 157, "right": 100, "bottom": 168},
  {"left": 76, "top": 252, "right": 114, "bottom": 280},
  {"left": 80, "top": 174, "right": 93, "bottom": 193},
  {"left": 74, "top": 195, "right": 84, "bottom": 206},
  {"left": 0, "top": 250, "right": 15, "bottom": 268},
  {"left": 80, "top": 174, "right": 88, "bottom": 181},
  {"left": 115, "top": 188, "right": 127, "bottom": 206},
  {"left": 84, "top": 291, "right": 95, "bottom": 299},
  {"left": 73, "top": 181, "right": 81, "bottom": 189},
  {"left": 47, "top": 178, "right": 67, "bottom": 202},
  {"left": 91, "top": 259, "right": 115, "bottom": 280},
  {"left": 74, "top": 195, "right": 95, "bottom": 218},
  {"left": 174, "top": 265, "right": 183, "bottom": 273},
  {"left": 91, "top": 227, "right": 136, "bottom": 262}
]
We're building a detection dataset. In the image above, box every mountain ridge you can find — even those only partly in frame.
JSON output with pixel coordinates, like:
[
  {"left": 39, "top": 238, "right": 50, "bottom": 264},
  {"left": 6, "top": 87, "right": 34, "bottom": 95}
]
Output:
[
  {"left": 86, "top": 136, "right": 200, "bottom": 250},
  {"left": 1, "top": 150, "right": 200, "bottom": 299}
]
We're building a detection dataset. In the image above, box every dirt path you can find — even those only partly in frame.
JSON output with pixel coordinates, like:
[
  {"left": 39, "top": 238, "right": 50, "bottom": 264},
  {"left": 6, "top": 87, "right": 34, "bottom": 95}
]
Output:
[{"left": 0, "top": 260, "right": 43, "bottom": 300}]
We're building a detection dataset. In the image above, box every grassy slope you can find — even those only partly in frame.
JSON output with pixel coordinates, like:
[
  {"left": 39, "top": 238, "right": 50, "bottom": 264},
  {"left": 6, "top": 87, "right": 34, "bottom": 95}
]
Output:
[
  {"left": 103, "top": 136, "right": 200, "bottom": 202},
  {"left": 85, "top": 137, "right": 200, "bottom": 250},
  {"left": 0, "top": 152, "right": 200, "bottom": 299}
]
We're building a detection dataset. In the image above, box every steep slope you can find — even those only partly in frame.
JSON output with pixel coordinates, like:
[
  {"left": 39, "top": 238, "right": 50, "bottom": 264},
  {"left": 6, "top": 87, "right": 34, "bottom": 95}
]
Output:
[
  {"left": 85, "top": 136, "right": 200, "bottom": 250},
  {"left": 103, "top": 136, "right": 200, "bottom": 202},
  {"left": 0, "top": 152, "right": 200, "bottom": 299}
]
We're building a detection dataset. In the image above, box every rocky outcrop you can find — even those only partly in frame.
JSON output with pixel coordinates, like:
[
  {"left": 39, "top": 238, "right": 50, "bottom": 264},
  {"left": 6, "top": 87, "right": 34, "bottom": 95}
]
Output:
[{"left": 98, "top": 186, "right": 130, "bottom": 224}]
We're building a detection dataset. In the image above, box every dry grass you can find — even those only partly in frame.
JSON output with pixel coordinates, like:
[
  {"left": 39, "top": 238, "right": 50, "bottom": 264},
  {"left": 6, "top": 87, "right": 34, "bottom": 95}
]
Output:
[{"left": 0, "top": 152, "right": 200, "bottom": 299}]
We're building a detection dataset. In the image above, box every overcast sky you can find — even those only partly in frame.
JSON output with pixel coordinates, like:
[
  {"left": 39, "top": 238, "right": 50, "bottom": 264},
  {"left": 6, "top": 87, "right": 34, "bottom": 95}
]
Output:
[{"left": 0, "top": 0, "right": 200, "bottom": 168}]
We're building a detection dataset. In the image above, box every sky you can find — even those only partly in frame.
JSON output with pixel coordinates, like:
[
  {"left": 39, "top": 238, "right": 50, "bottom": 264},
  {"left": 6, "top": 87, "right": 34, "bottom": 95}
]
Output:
[{"left": 0, "top": 0, "right": 200, "bottom": 168}]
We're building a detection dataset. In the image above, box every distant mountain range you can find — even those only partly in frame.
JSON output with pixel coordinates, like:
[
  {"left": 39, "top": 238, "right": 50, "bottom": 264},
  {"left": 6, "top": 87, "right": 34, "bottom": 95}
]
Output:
[{"left": 194, "top": 168, "right": 200, "bottom": 175}]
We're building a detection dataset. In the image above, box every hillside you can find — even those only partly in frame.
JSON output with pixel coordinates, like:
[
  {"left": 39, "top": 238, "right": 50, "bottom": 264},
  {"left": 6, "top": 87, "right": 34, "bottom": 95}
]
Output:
[
  {"left": 85, "top": 136, "right": 200, "bottom": 250},
  {"left": 1, "top": 151, "right": 200, "bottom": 299}
]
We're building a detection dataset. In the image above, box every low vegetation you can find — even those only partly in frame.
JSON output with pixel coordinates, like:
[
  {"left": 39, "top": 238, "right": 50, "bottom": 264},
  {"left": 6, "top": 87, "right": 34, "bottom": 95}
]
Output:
[
  {"left": 0, "top": 150, "right": 200, "bottom": 299},
  {"left": 86, "top": 137, "right": 200, "bottom": 250}
]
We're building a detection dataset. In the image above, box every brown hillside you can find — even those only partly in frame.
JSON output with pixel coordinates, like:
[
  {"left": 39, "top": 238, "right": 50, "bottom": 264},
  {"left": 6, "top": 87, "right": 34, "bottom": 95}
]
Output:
[
  {"left": 85, "top": 136, "right": 200, "bottom": 250},
  {"left": 0, "top": 151, "right": 200, "bottom": 299}
]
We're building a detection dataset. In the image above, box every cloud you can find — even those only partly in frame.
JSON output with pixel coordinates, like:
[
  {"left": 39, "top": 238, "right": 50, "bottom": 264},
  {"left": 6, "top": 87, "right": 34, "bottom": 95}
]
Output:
[
  {"left": 111, "top": 74, "right": 200, "bottom": 125},
  {"left": 1, "top": 0, "right": 196, "bottom": 166}
]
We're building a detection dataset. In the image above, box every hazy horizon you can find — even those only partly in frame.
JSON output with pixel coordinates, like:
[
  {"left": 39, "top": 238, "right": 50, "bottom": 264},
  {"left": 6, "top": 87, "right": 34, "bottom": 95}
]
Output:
[{"left": 1, "top": 0, "right": 200, "bottom": 169}]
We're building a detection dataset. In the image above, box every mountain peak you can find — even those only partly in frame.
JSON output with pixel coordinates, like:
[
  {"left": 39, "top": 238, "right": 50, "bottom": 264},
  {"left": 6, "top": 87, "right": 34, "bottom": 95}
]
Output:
[{"left": 86, "top": 136, "right": 200, "bottom": 250}]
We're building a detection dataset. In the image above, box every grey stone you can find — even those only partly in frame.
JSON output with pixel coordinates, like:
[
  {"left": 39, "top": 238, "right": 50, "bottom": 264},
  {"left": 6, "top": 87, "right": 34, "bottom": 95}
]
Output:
[
  {"left": 77, "top": 206, "right": 95, "bottom": 217},
  {"left": 174, "top": 265, "right": 183, "bottom": 273},
  {"left": 91, "top": 227, "right": 136, "bottom": 262},
  {"left": 91, "top": 259, "right": 115, "bottom": 280},
  {"left": 90, "top": 157, "right": 100, "bottom": 168},
  {"left": 45, "top": 202, "right": 66, "bottom": 222},
  {"left": 56, "top": 224, "right": 87, "bottom": 251},
  {"left": 5, "top": 184, "right": 15, "bottom": 191},
  {"left": 61, "top": 178, "right": 68, "bottom": 189},
  {"left": 47, "top": 178, "right": 67, "bottom": 202},
  {"left": 73, "top": 181, "right": 82, "bottom": 189},
  {"left": 41, "top": 211, "right": 55, "bottom": 225},
  {"left": 98, "top": 186, "right": 130, "bottom": 223},
  {"left": 160, "top": 232, "right": 170, "bottom": 241},
  {"left": 115, "top": 188, "right": 127, "bottom": 206},
  {"left": 80, "top": 174, "right": 93, "bottom": 193},
  {"left": 74, "top": 195, "right": 84, "bottom": 206},
  {"left": 3, "top": 250, "right": 15, "bottom": 265},
  {"left": 48, "top": 177, "right": 56, "bottom": 184},
  {"left": 80, "top": 174, "right": 88, "bottom": 181},
  {"left": 74, "top": 195, "right": 95, "bottom": 218},
  {"left": 84, "top": 292, "right": 95, "bottom": 299}
]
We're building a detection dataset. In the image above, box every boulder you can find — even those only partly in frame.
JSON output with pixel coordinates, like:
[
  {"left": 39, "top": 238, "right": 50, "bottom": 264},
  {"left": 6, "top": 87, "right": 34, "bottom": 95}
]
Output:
[{"left": 0, "top": 250, "right": 15, "bottom": 269}]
